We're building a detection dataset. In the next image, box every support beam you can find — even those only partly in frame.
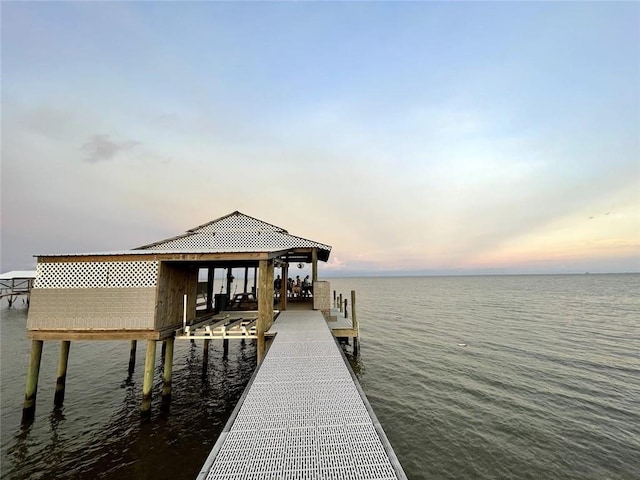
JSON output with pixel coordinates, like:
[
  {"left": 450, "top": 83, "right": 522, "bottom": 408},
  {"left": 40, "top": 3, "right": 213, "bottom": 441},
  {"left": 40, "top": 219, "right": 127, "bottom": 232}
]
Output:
[
  {"left": 253, "top": 267, "right": 257, "bottom": 295},
  {"left": 243, "top": 266, "right": 249, "bottom": 293},
  {"left": 54, "top": 340, "right": 71, "bottom": 408},
  {"left": 161, "top": 337, "right": 174, "bottom": 413},
  {"left": 206, "top": 267, "right": 214, "bottom": 311},
  {"left": 257, "top": 259, "right": 274, "bottom": 364},
  {"left": 352, "top": 290, "right": 359, "bottom": 355},
  {"left": 22, "top": 340, "right": 44, "bottom": 423},
  {"left": 280, "top": 263, "right": 288, "bottom": 311},
  {"left": 128, "top": 340, "right": 137, "bottom": 376},
  {"left": 312, "top": 248, "right": 318, "bottom": 282},
  {"left": 203, "top": 338, "right": 210, "bottom": 368},
  {"left": 226, "top": 268, "right": 233, "bottom": 298},
  {"left": 141, "top": 340, "right": 157, "bottom": 420}
]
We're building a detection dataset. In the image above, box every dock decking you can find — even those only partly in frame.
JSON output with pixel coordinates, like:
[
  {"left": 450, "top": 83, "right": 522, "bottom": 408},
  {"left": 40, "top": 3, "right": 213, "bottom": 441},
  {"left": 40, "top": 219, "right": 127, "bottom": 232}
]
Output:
[{"left": 198, "top": 310, "right": 406, "bottom": 480}]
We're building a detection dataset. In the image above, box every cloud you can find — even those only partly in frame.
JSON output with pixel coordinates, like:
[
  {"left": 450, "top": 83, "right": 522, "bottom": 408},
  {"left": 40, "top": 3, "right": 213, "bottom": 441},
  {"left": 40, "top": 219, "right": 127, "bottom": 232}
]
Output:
[{"left": 81, "top": 134, "right": 140, "bottom": 163}]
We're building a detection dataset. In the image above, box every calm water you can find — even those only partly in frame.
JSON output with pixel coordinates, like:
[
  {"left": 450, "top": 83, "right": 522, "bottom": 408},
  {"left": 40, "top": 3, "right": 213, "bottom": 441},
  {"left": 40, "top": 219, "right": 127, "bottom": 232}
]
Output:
[{"left": 1, "top": 274, "right": 639, "bottom": 479}]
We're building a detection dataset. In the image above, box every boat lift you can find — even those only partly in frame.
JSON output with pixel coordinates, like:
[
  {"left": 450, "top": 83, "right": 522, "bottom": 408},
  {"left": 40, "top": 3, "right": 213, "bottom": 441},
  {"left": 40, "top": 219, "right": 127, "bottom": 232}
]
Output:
[{"left": 175, "top": 310, "right": 263, "bottom": 340}]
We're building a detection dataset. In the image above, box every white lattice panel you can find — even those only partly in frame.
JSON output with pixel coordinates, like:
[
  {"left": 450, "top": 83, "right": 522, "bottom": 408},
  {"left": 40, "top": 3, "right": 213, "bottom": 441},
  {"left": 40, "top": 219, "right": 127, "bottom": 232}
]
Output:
[{"left": 34, "top": 261, "right": 158, "bottom": 288}]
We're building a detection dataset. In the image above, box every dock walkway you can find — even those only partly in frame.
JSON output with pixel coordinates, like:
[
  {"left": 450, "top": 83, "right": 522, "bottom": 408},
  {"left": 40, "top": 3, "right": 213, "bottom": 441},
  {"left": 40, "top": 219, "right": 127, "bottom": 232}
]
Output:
[{"left": 198, "top": 310, "right": 406, "bottom": 480}]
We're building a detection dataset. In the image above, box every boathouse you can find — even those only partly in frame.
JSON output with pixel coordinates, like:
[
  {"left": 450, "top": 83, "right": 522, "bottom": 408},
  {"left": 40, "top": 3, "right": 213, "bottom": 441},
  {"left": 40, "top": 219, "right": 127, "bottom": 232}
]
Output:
[{"left": 23, "top": 211, "right": 333, "bottom": 420}]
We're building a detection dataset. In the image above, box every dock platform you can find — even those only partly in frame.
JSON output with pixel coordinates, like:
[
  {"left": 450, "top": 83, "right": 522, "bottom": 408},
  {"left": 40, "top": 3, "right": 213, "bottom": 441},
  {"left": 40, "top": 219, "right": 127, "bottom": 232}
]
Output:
[
  {"left": 198, "top": 310, "right": 406, "bottom": 479},
  {"left": 0, "top": 270, "right": 35, "bottom": 307}
]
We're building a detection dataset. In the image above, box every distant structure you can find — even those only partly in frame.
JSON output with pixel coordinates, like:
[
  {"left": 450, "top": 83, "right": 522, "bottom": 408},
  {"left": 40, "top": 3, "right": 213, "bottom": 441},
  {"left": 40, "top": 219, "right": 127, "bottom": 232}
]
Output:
[
  {"left": 23, "top": 211, "right": 332, "bottom": 421},
  {"left": 0, "top": 271, "right": 36, "bottom": 307}
]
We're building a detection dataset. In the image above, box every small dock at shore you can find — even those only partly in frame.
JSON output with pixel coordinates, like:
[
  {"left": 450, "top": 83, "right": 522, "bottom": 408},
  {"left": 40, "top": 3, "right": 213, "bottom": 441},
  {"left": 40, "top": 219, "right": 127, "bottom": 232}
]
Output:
[
  {"left": 199, "top": 310, "right": 406, "bottom": 480},
  {"left": 0, "top": 270, "right": 36, "bottom": 307}
]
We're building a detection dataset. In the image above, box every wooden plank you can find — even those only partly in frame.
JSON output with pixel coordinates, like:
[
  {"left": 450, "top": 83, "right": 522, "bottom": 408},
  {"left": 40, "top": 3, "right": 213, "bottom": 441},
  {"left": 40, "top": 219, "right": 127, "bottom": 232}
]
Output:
[
  {"left": 37, "top": 251, "right": 275, "bottom": 263},
  {"left": 330, "top": 328, "right": 359, "bottom": 338},
  {"left": 27, "top": 329, "right": 162, "bottom": 340}
]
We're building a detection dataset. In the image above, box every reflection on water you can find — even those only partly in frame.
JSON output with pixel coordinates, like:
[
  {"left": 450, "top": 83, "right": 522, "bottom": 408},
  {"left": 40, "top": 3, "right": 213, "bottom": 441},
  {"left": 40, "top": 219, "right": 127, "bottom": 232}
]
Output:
[{"left": 1, "top": 304, "right": 258, "bottom": 480}]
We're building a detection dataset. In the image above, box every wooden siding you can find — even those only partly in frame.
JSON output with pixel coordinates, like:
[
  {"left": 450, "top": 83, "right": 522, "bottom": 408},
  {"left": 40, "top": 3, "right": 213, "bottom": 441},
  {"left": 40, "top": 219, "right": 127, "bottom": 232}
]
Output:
[{"left": 154, "top": 262, "right": 198, "bottom": 331}]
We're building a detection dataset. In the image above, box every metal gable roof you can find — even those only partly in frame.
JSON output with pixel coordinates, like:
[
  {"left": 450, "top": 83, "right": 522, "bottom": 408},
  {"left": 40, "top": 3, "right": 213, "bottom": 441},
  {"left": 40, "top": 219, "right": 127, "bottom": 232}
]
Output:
[{"left": 135, "top": 211, "right": 332, "bottom": 261}]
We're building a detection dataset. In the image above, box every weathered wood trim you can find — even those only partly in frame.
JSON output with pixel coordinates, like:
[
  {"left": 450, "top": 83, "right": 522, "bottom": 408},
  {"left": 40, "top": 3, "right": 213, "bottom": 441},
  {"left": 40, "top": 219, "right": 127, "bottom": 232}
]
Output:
[
  {"left": 257, "top": 259, "right": 274, "bottom": 363},
  {"left": 27, "top": 330, "right": 163, "bottom": 341},
  {"left": 312, "top": 248, "right": 318, "bottom": 282},
  {"left": 330, "top": 328, "right": 359, "bottom": 338},
  {"left": 37, "top": 252, "right": 275, "bottom": 263}
]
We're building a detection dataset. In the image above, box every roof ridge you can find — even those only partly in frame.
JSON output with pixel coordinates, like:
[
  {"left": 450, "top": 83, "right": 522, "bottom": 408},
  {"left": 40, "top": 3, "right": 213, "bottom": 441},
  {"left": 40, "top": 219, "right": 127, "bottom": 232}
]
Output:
[{"left": 135, "top": 211, "right": 295, "bottom": 250}]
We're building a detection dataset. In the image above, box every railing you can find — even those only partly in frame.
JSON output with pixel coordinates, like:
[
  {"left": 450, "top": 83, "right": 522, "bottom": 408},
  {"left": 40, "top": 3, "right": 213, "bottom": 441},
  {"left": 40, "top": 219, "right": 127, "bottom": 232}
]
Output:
[{"left": 333, "top": 289, "right": 358, "bottom": 332}]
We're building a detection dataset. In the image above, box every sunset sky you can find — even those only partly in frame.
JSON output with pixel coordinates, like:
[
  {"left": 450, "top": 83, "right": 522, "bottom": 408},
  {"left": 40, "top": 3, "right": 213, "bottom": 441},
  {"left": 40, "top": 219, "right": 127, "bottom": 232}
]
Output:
[{"left": 2, "top": 1, "right": 639, "bottom": 275}]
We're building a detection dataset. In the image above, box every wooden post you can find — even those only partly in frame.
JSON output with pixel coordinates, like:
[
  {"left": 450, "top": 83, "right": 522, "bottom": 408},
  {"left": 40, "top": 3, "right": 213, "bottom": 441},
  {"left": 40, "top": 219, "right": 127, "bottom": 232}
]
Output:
[
  {"left": 54, "top": 340, "right": 71, "bottom": 408},
  {"left": 312, "top": 248, "right": 318, "bottom": 282},
  {"left": 244, "top": 266, "right": 249, "bottom": 293},
  {"left": 344, "top": 298, "right": 348, "bottom": 318},
  {"left": 226, "top": 268, "right": 233, "bottom": 298},
  {"left": 161, "top": 340, "right": 167, "bottom": 361},
  {"left": 161, "top": 337, "right": 174, "bottom": 412},
  {"left": 203, "top": 338, "right": 210, "bottom": 367},
  {"left": 339, "top": 293, "right": 343, "bottom": 313},
  {"left": 141, "top": 340, "right": 157, "bottom": 420},
  {"left": 22, "top": 340, "right": 44, "bottom": 423},
  {"left": 280, "top": 263, "right": 288, "bottom": 311},
  {"left": 257, "top": 259, "right": 274, "bottom": 364},
  {"left": 267, "top": 264, "right": 274, "bottom": 330},
  {"left": 128, "top": 340, "right": 137, "bottom": 375},
  {"left": 333, "top": 290, "right": 337, "bottom": 307},
  {"left": 352, "top": 290, "right": 359, "bottom": 355},
  {"left": 253, "top": 267, "right": 258, "bottom": 295},
  {"left": 223, "top": 338, "right": 229, "bottom": 358},
  {"left": 206, "top": 267, "right": 214, "bottom": 311}
]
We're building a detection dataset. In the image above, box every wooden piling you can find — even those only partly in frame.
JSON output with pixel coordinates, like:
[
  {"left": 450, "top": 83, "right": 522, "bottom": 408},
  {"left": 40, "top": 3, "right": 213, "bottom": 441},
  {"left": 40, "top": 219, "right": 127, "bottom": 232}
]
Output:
[
  {"left": 203, "top": 338, "right": 210, "bottom": 366},
  {"left": 344, "top": 299, "right": 348, "bottom": 318},
  {"left": 223, "top": 338, "right": 229, "bottom": 357},
  {"left": 128, "top": 340, "right": 137, "bottom": 375},
  {"left": 339, "top": 293, "right": 343, "bottom": 313},
  {"left": 161, "top": 337, "right": 174, "bottom": 412},
  {"left": 352, "top": 290, "right": 359, "bottom": 355},
  {"left": 22, "top": 340, "right": 44, "bottom": 423},
  {"left": 141, "top": 340, "right": 157, "bottom": 420},
  {"left": 54, "top": 340, "right": 71, "bottom": 408}
]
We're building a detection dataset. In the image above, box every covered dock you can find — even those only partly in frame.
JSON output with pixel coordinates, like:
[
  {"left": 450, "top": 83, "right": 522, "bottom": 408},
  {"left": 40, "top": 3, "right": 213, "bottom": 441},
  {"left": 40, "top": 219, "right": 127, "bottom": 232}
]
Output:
[{"left": 23, "top": 211, "right": 333, "bottom": 420}]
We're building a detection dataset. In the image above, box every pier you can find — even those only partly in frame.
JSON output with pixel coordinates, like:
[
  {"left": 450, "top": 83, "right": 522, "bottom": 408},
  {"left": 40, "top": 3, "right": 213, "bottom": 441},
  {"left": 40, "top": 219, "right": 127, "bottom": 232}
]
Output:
[
  {"left": 19, "top": 211, "right": 406, "bottom": 477},
  {"left": 0, "top": 270, "right": 35, "bottom": 307},
  {"left": 198, "top": 309, "right": 406, "bottom": 479}
]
